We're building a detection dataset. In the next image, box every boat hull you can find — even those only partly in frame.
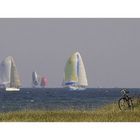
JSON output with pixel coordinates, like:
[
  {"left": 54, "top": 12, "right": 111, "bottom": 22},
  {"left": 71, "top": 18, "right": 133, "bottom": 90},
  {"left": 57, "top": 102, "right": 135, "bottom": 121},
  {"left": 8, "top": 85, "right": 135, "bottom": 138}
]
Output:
[
  {"left": 6, "top": 88, "right": 20, "bottom": 91},
  {"left": 64, "top": 86, "right": 86, "bottom": 91}
]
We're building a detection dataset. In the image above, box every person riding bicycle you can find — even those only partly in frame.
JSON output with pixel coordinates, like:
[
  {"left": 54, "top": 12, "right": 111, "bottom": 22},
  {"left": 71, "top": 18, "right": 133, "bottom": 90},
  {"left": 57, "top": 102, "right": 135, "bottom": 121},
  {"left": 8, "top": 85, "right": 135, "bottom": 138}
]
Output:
[
  {"left": 118, "top": 89, "right": 134, "bottom": 110},
  {"left": 120, "top": 89, "right": 130, "bottom": 100}
]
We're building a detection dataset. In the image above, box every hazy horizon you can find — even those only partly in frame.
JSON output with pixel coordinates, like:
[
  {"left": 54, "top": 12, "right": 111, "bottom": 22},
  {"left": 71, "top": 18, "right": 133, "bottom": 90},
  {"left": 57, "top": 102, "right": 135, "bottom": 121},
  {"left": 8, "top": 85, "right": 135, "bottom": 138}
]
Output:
[{"left": 0, "top": 18, "right": 140, "bottom": 88}]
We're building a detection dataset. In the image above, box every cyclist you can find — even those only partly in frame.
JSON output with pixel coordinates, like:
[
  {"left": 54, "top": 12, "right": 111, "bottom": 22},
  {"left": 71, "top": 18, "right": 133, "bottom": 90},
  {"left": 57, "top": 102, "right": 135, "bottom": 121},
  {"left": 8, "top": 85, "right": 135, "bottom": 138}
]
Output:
[
  {"left": 121, "top": 89, "right": 130, "bottom": 99},
  {"left": 121, "top": 89, "right": 129, "bottom": 95},
  {"left": 120, "top": 89, "right": 132, "bottom": 108}
]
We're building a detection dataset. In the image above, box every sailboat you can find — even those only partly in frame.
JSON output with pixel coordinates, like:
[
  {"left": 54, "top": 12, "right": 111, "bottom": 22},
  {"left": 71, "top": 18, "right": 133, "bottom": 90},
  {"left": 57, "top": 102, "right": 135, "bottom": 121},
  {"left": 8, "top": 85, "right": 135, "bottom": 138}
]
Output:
[
  {"left": 0, "top": 56, "right": 21, "bottom": 91},
  {"left": 32, "top": 72, "right": 48, "bottom": 88},
  {"left": 62, "top": 52, "right": 88, "bottom": 90},
  {"left": 32, "top": 71, "right": 40, "bottom": 88},
  {"left": 40, "top": 76, "right": 48, "bottom": 88}
]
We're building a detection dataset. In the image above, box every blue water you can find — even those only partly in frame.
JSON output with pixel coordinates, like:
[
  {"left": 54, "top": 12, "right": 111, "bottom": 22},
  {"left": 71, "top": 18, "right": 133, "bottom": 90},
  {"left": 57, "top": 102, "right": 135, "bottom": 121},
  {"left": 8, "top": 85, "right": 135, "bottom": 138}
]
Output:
[{"left": 0, "top": 88, "right": 139, "bottom": 112}]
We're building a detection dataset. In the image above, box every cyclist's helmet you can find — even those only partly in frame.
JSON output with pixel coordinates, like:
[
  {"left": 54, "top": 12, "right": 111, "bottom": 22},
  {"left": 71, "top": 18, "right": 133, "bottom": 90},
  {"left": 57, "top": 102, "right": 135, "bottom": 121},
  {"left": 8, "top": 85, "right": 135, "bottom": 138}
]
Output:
[
  {"left": 125, "top": 89, "right": 129, "bottom": 93},
  {"left": 121, "top": 89, "right": 129, "bottom": 94}
]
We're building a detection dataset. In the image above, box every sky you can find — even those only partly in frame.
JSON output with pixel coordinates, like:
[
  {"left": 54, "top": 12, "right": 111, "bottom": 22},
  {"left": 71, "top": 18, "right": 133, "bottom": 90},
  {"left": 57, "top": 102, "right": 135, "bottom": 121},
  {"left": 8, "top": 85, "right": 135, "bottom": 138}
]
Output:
[{"left": 0, "top": 18, "right": 140, "bottom": 88}]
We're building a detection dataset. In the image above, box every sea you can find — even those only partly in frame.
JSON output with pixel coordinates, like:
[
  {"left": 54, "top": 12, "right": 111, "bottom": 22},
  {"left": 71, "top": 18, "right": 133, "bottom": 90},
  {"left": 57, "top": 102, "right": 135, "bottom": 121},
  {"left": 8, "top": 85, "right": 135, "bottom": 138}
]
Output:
[{"left": 0, "top": 88, "right": 140, "bottom": 112}]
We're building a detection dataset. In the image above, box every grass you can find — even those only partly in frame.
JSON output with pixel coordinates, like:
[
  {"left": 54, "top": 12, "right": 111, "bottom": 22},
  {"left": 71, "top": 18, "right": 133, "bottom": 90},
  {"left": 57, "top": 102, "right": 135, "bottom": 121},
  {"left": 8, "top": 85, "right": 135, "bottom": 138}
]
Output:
[{"left": 1, "top": 98, "right": 140, "bottom": 122}]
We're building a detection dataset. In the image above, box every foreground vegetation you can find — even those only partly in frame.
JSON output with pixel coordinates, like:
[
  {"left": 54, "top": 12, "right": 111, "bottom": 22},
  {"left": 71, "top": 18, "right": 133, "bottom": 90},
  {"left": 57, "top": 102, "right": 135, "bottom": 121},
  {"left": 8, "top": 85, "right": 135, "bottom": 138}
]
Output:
[{"left": 1, "top": 98, "right": 140, "bottom": 122}]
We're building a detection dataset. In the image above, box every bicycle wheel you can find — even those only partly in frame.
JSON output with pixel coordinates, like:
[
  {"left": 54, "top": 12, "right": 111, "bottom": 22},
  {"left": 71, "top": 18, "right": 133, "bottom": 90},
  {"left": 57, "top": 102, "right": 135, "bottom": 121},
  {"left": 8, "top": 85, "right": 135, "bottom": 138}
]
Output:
[
  {"left": 128, "top": 98, "right": 134, "bottom": 110},
  {"left": 118, "top": 98, "right": 129, "bottom": 110}
]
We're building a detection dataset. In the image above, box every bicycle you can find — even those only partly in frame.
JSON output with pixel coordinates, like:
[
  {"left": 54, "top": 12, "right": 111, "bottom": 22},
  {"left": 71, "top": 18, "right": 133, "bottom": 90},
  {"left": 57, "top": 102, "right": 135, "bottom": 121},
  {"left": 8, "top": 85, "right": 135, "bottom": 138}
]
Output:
[{"left": 118, "top": 93, "right": 134, "bottom": 111}]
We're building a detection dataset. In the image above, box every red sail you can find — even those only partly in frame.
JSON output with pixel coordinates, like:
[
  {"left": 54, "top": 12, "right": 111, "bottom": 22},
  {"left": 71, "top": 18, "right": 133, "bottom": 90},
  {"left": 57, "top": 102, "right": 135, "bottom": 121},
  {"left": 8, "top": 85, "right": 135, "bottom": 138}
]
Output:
[{"left": 40, "top": 76, "right": 48, "bottom": 87}]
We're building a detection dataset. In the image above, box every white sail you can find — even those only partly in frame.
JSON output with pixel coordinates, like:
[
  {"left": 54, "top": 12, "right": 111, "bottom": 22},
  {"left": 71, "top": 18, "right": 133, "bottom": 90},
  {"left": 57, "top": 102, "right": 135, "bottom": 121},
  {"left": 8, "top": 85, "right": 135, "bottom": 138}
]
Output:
[
  {"left": 63, "top": 52, "right": 88, "bottom": 90},
  {"left": 0, "top": 57, "right": 11, "bottom": 86},
  {"left": 10, "top": 57, "right": 21, "bottom": 88},
  {"left": 0, "top": 56, "right": 21, "bottom": 91},
  {"left": 32, "top": 71, "right": 40, "bottom": 87},
  {"left": 76, "top": 52, "right": 88, "bottom": 86}
]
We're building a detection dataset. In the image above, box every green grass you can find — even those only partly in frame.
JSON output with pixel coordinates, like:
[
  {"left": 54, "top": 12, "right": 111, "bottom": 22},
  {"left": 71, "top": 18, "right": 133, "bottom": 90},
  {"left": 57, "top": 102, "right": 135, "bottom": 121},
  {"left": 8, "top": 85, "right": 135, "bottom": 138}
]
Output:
[{"left": 1, "top": 99, "right": 140, "bottom": 122}]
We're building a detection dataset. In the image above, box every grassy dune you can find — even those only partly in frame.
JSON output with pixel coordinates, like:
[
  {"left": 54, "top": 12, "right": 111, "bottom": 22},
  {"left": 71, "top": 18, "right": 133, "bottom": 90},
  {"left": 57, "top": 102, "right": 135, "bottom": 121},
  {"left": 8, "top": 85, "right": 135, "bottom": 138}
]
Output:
[{"left": 1, "top": 99, "right": 140, "bottom": 122}]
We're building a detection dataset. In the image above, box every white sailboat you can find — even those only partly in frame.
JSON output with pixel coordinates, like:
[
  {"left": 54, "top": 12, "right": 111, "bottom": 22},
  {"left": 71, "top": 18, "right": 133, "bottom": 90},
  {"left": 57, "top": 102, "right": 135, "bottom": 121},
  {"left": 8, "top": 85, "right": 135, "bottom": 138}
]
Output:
[
  {"left": 32, "top": 71, "right": 40, "bottom": 88},
  {"left": 63, "top": 52, "right": 88, "bottom": 90},
  {"left": 0, "top": 56, "right": 21, "bottom": 91}
]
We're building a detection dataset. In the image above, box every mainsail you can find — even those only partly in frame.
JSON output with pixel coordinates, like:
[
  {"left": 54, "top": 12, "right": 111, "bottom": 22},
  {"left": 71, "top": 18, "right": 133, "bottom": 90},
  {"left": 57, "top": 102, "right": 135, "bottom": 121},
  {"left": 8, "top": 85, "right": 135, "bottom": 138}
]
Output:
[
  {"left": 10, "top": 57, "right": 21, "bottom": 88},
  {"left": 0, "top": 56, "right": 21, "bottom": 90},
  {"left": 63, "top": 52, "right": 88, "bottom": 90},
  {"left": 32, "top": 71, "right": 40, "bottom": 87}
]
